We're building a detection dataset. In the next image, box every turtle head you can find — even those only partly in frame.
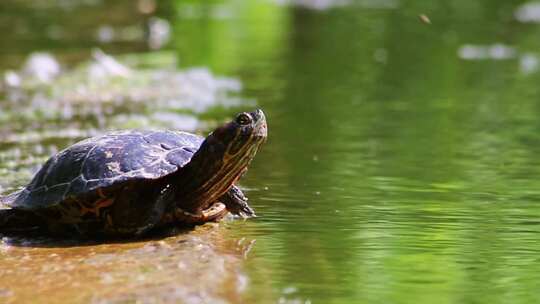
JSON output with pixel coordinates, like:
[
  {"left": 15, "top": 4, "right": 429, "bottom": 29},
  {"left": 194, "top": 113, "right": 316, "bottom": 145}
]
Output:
[
  {"left": 178, "top": 109, "right": 267, "bottom": 212},
  {"left": 210, "top": 109, "right": 267, "bottom": 160}
]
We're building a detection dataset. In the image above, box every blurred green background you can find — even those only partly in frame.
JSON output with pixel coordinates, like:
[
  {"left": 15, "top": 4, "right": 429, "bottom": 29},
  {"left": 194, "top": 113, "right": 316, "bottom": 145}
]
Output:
[{"left": 3, "top": 0, "right": 540, "bottom": 303}]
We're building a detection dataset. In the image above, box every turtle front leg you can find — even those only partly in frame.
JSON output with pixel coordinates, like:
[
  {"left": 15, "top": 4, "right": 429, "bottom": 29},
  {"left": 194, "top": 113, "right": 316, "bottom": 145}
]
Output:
[
  {"left": 169, "top": 186, "right": 254, "bottom": 225},
  {"left": 219, "top": 185, "right": 256, "bottom": 218},
  {"left": 162, "top": 185, "right": 255, "bottom": 226}
]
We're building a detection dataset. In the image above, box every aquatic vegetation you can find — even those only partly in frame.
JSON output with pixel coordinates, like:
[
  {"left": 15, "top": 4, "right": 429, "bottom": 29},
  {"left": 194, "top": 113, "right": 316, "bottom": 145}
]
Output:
[{"left": 2, "top": 49, "right": 245, "bottom": 121}]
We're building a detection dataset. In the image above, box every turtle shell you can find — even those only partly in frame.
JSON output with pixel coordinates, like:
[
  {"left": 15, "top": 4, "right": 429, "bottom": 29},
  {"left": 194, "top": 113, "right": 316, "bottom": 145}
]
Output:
[{"left": 8, "top": 130, "right": 204, "bottom": 210}]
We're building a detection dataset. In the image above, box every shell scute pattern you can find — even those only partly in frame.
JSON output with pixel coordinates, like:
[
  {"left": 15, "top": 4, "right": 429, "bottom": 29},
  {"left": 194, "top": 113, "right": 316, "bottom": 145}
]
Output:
[{"left": 10, "top": 130, "right": 204, "bottom": 210}]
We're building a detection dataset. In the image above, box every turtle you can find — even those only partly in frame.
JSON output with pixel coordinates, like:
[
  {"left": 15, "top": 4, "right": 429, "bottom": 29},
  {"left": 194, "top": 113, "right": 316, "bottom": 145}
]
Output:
[{"left": 0, "top": 109, "right": 267, "bottom": 236}]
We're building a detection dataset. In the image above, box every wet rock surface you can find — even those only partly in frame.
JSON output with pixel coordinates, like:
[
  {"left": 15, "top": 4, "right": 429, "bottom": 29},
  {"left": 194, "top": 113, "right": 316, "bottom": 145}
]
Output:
[{"left": 0, "top": 224, "right": 254, "bottom": 304}]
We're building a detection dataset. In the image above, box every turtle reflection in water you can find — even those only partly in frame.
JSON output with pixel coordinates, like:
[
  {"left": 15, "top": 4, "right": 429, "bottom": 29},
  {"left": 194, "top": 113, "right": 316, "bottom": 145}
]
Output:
[{"left": 0, "top": 110, "right": 267, "bottom": 236}]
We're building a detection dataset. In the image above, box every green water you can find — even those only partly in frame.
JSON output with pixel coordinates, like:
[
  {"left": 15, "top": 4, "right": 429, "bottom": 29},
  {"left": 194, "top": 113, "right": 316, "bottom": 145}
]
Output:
[{"left": 2, "top": 1, "right": 540, "bottom": 303}]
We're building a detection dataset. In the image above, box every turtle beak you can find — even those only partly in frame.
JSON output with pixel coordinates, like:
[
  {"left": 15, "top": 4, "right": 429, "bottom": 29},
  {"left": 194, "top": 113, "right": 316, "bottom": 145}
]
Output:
[{"left": 251, "top": 109, "right": 267, "bottom": 139}]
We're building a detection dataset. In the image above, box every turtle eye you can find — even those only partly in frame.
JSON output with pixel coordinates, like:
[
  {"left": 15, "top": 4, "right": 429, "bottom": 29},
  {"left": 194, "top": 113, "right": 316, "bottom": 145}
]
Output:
[{"left": 236, "top": 113, "right": 252, "bottom": 125}]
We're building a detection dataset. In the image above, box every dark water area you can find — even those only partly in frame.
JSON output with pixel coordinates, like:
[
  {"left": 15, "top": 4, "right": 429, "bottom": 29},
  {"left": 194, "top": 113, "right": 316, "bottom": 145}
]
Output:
[{"left": 2, "top": 0, "right": 540, "bottom": 303}]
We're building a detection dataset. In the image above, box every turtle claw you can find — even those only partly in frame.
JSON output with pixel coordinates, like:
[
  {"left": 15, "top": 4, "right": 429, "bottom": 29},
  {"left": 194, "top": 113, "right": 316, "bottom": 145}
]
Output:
[
  {"left": 220, "top": 186, "right": 257, "bottom": 219},
  {"left": 233, "top": 204, "right": 257, "bottom": 219},
  {"left": 237, "top": 204, "right": 256, "bottom": 218},
  {"left": 227, "top": 195, "right": 256, "bottom": 218}
]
